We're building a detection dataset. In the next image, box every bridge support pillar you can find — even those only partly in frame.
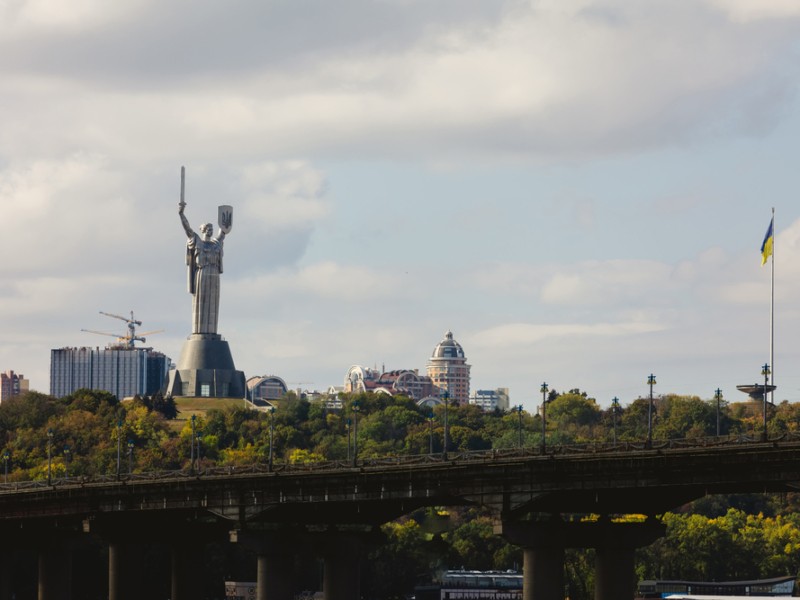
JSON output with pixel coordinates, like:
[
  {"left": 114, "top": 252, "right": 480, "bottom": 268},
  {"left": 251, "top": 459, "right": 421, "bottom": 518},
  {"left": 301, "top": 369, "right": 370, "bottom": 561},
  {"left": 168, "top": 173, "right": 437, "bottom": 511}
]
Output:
[
  {"left": 230, "top": 529, "right": 299, "bottom": 600},
  {"left": 171, "top": 544, "right": 204, "bottom": 600},
  {"left": 108, "top": 543, "right": 143, "bottom": 600},
  {"left": 594, "top": 545, "right": 635, "bottom": 600},
  {"left": 0, "top": 550, "right": 11, "bottom": 600},
  {"left": 496, "top": 518, "right": 665, "bottom": 600},
  {"left": 256, "top": 548, "right": 295, "bottom": 600},
  {"left": 322, "top": 543, "right": 360, "bottom": 600},
  {"left": 318, "top": 530, "right": 375, "bottom": 600},
  {"left": 522, "top": 545, "right": 564, "bottom": 600},
  {"left": 38, "top": 544, "right": 72, "bottom": 600},
  {"left": 592, "top": 519, "right": 664, "bottom": 600}
]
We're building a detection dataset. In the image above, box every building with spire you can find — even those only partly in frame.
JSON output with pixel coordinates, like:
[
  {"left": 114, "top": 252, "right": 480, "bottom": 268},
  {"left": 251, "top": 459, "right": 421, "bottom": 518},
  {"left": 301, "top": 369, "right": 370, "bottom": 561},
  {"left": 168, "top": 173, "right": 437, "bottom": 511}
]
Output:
[{"left": 426, "top": 330, "right": 471, "bottom": 404}]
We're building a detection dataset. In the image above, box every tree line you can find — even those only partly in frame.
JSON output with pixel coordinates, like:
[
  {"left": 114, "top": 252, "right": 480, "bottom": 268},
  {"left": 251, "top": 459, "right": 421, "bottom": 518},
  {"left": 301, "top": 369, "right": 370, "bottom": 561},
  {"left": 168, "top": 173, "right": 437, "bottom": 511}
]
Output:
[{"left": 1, "top": 387, "right": 799, "bottom": 599}]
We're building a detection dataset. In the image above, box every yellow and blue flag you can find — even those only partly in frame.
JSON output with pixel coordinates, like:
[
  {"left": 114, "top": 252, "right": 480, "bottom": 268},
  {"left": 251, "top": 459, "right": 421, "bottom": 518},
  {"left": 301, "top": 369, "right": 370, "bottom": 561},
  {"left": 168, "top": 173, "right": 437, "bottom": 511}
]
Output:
[{"left": 761, "top": 217, "right": 774, "bottom": 266}]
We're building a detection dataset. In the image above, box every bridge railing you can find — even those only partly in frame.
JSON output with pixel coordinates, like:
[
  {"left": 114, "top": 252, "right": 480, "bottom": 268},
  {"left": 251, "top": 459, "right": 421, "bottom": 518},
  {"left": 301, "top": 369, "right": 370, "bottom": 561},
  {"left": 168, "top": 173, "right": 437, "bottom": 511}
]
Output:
[{"left": 0, "top": 431, "right": 797, "bottom": 492}]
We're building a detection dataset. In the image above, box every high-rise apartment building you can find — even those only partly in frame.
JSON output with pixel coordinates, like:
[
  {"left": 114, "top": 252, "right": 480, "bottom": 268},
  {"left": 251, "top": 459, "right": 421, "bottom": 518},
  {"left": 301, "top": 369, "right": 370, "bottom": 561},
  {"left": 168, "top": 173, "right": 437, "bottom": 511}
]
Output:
[
  {"left": 50, "top": 347, "right": 171, "bottom": 399},
  {"left": 0, "top": 370, "right": 28, "bottom": 402},
  {"left": 426, "top": 330, "right": 471, "bottom": 404}
]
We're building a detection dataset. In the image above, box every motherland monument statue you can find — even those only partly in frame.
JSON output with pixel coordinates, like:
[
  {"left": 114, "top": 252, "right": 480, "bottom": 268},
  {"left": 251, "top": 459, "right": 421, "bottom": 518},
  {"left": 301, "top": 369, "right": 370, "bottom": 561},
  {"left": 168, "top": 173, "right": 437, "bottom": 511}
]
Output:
[{"left": 165, "top": 167, "right": 246, "bottom": 399}]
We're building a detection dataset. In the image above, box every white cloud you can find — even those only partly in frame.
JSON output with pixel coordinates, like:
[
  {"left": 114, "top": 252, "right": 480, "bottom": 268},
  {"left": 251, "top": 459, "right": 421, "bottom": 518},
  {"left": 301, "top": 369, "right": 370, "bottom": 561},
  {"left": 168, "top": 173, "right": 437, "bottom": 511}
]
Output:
[
  {"left": 232, "top": 261, "right": 408, "bottom": 303},
  {"left": 473, "top": 319, "right": 667, "bottom": 348},
  {"left": 540, "top": 260, "right": 674, "bottom": 305},
  {"left": 1, "top": 1, "right": 798, "bottom": 163},
  {"left": 0, "top": 0, "right": 148, "bottom": 35},
  {"left": 706, "top": 0, "right": 800, "bottom": 22},
  {"left": 239, "top": 161, "right": 329, "bottom": 229}
]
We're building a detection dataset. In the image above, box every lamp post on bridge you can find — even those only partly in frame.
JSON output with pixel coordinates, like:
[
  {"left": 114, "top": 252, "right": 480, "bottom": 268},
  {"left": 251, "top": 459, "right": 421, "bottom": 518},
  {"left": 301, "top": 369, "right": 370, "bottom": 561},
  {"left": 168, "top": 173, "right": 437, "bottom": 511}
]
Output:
[
  {"left": 64, "top": 445, "right": 71, "bottom": 479},
  {"left": 46, "top": 428, "right": 53, "bottom": 485},
  {"left": 762, "top": 363, "right": 771, "bottom": 442},
  {"left": 115, "top": 419, "right": 122, "bottom": 480},
  {"left": 441, "top": 391, "right": 450, "bottom": 460},
  {"left": 647, "top": 374, "right": 657, "bottom": 448},
  {"left": 268, "top": 406, "right": 275, "bottom": 472},
  {"left": 127, "top": 440, "right": 134, "bottom": 475},
  {"left": 714, "top": 388, "right": 723, "bottom": 437},
  {"left": 2, "top": 450, "right": 9, "bottom": 484},
  {"left": 611, "top": 397, "right": 620, "bottom": 445},
  {"left": 346, "top": 418, "right": 351, "bottom": 462},
  {"left": 516, "top": 405, "right": 524, "bottom": 450},
  {"left": 352, "top": 400, "right": 360, "bottom": 466},
  {"left": 190, "top": 414, "right": 196, "bottom": 474},
  {"left": 540, "top": 382, "right": 548, "bottom": 453},
  {"left": 428, "top": 410, "right": 434, "bottom": 455}
]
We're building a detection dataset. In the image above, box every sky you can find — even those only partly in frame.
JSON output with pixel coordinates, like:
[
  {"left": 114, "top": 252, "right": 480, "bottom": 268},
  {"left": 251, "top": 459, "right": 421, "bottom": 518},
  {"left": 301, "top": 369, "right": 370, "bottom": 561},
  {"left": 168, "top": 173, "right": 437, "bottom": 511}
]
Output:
[{"left": 2, "top": 0, "right": 800, "bottom": 412}]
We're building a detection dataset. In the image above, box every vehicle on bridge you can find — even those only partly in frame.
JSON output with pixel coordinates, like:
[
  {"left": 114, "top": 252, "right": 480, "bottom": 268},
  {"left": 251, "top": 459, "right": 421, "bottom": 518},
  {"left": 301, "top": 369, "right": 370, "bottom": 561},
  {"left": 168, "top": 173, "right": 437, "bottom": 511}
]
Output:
[{"left": 637, "top": 575, "right": 794, "bottom": 598}]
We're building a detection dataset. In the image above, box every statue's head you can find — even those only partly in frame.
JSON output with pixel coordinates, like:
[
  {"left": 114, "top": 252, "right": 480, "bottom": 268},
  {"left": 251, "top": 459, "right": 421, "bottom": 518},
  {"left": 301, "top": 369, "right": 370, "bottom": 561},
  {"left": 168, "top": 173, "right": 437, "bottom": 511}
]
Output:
[{"left": 200, "top": 223, "right": 213, "bottom": 240}]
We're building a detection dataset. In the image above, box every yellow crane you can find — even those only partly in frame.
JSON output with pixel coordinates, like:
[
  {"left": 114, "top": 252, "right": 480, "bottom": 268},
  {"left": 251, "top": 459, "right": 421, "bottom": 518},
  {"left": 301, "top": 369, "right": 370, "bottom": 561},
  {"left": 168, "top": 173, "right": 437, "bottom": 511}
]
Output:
[{"left": 81, "top": 310, "right": 164, "bottom": 349}]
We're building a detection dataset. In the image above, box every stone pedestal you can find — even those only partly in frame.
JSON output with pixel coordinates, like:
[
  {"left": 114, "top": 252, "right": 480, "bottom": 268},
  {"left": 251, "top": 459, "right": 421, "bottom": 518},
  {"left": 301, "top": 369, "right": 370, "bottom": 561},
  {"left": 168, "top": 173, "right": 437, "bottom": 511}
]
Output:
[{"left": 165, "top": 334, "right": 246, "bottom": 398}]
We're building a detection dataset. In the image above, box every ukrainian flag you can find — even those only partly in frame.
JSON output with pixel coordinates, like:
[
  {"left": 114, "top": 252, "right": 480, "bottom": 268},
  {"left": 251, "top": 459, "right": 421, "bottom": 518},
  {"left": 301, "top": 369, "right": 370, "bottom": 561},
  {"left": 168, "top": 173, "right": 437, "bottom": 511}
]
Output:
[{"left": 761, "top": 217, "right": 774, "bottom": 266}]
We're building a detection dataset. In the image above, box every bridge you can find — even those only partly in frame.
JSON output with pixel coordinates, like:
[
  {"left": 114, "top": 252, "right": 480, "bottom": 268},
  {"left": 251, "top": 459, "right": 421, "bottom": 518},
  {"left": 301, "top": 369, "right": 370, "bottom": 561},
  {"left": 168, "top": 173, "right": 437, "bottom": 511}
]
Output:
[{"left": 2, "top": 436, "right": 800, "bottom": 600}]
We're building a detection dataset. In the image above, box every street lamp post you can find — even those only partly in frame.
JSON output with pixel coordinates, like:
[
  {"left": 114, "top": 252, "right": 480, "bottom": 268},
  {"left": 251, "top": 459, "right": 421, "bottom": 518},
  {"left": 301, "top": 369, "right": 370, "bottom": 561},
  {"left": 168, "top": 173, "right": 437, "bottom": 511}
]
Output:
[
  {"left": 64, "top": 445, "right": 71, "bottom": 479},
  {"left": 196, "top": 433, "right": 202, "bottom": 469},
  {"left": 517, "top": 405, "right": 524, "bottom": 450},
  {"left": 346, "top": 418, "right": 351, "bottom": 462},
  {"left": 47, "top": 428, "right": 53, "bottom": 485},
  {"left": 116, "top": 419, "right": 122, "bottom": 479},
  {"left": 611, "top": 397, "right": 620, "bottom": 445},
  {"left": 352, "top": 401, "right": 360, "bottom": 466},
  {"left": 762, "top": 363, "right": 771, "bottom": 442},
  {"left": 714, "top": 388, "right": 723, "bottom": 437},
  {"left": 190, "top": 414, "right": 196, "bottom": 474},
  {"left": 268, "top": 406, "right": 275, "bottom": 472},
  {"left": 428, "top": 410, "right": 434, "bottom": 455},
  {"left": 647, "top": 374, "right": 657, "bottom": 448},
  {"left": 127, "top": 441, "right": 134, "bottom": 474},
  {"left": 441, "top": 391, "right": 450, "bottom": 460},
  {"left": 2, "top": 450, "right": 9, "bottom": 484},
  {"left": 540, "top": 382, "right": 548, "bottom": 453}
]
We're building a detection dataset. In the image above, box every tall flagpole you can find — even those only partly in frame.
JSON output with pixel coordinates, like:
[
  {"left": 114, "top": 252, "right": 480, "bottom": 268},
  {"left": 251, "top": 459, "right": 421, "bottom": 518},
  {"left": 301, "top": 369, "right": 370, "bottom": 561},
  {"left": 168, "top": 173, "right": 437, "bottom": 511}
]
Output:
[{"left": 770, "top": 206, "right": 775, "bottom": 406}]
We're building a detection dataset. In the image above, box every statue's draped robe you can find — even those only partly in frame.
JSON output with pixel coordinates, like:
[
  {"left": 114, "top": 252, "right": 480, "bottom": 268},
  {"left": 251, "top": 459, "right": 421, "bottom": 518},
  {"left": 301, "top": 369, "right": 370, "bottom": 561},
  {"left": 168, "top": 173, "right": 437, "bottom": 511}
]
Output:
[{"left": 186, "top": 233, "right": 224, "bottom": 335}]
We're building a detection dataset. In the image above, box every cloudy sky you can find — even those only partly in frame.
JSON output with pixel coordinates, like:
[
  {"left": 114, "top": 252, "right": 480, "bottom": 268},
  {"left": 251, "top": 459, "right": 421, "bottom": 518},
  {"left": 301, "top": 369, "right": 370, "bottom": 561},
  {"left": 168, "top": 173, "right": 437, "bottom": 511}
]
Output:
[{"left": 2, "top": 0, "right": 800, "bottom": 411}]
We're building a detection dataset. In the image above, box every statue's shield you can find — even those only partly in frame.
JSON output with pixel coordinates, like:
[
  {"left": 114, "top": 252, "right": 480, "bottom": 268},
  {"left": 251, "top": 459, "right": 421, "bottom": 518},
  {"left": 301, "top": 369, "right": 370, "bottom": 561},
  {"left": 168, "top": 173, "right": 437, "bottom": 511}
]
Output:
[{"left": 218, "top": 205, "right": 233, "bottom": 234}]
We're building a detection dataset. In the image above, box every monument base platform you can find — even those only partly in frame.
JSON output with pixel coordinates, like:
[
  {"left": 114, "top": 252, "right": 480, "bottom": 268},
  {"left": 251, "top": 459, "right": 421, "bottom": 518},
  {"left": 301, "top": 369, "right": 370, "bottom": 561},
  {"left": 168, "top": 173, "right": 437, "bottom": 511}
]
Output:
[{"left": 165, "top": 334, "right": 246, "bottom": 399}]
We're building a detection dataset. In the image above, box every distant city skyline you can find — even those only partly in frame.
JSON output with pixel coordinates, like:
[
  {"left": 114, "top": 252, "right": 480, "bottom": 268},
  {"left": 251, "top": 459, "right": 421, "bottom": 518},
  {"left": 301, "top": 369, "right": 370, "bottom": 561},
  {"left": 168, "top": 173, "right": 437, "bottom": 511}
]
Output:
[{"left": 2, "top": 1, "right": 800, "bottom": 411}]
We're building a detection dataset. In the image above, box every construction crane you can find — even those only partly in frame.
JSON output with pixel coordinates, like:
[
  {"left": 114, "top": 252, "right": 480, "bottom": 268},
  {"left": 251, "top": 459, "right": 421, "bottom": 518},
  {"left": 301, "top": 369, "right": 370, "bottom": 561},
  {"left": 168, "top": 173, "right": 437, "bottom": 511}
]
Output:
[{"left": 81, "top": 311, "right": 163, "bottom": 349}]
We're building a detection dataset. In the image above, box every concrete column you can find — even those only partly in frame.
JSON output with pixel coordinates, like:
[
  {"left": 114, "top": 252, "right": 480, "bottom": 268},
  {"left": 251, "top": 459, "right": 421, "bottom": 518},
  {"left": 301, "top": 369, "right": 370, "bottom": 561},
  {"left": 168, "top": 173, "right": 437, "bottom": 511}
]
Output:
[
  {"left": 38, "top": 545, "right": 72, "bottom": 600},
  {"left": 322, "top": 550, "right": 360, "bottom": 600},
  {"left": 0, "top": 550, "right": 11, "bottom": 600},
  {"left": 594, "top": 545, "right": 635, "bottom": 600},
  {"left": 256, "top": 551, "right": 294, "bottom": 600},
  {"left": 522, "top": 545, "right": 564, "bottom": 600},
  {"left": 321, "top": 535, "right": 362, "bottom": 600},
  {"left": 108, "top": 542, "right": 143, "bottom": 600},
  {"left": 591, "top": 519, "right": 663, "bottom": 600},
  {"left": 171, "top": 544, "right": 204, "bottom": 600},
  {"left": 496, "top": 517, "right": 665, "bottom": 600}
]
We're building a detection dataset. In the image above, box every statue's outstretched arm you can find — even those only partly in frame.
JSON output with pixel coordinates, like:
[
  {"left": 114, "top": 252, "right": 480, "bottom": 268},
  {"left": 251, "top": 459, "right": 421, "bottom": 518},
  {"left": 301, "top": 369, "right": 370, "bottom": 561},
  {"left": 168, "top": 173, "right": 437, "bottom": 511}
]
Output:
[{"left": 179, "top": 207, "right": 194, "bottom": 239}]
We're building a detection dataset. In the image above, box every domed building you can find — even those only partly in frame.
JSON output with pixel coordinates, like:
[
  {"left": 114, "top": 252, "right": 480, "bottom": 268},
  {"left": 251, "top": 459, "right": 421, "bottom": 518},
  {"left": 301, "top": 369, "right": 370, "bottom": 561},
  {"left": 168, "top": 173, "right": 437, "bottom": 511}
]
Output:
[{"left": 426, "top": 330, "right": 471, "bottom": 404}]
